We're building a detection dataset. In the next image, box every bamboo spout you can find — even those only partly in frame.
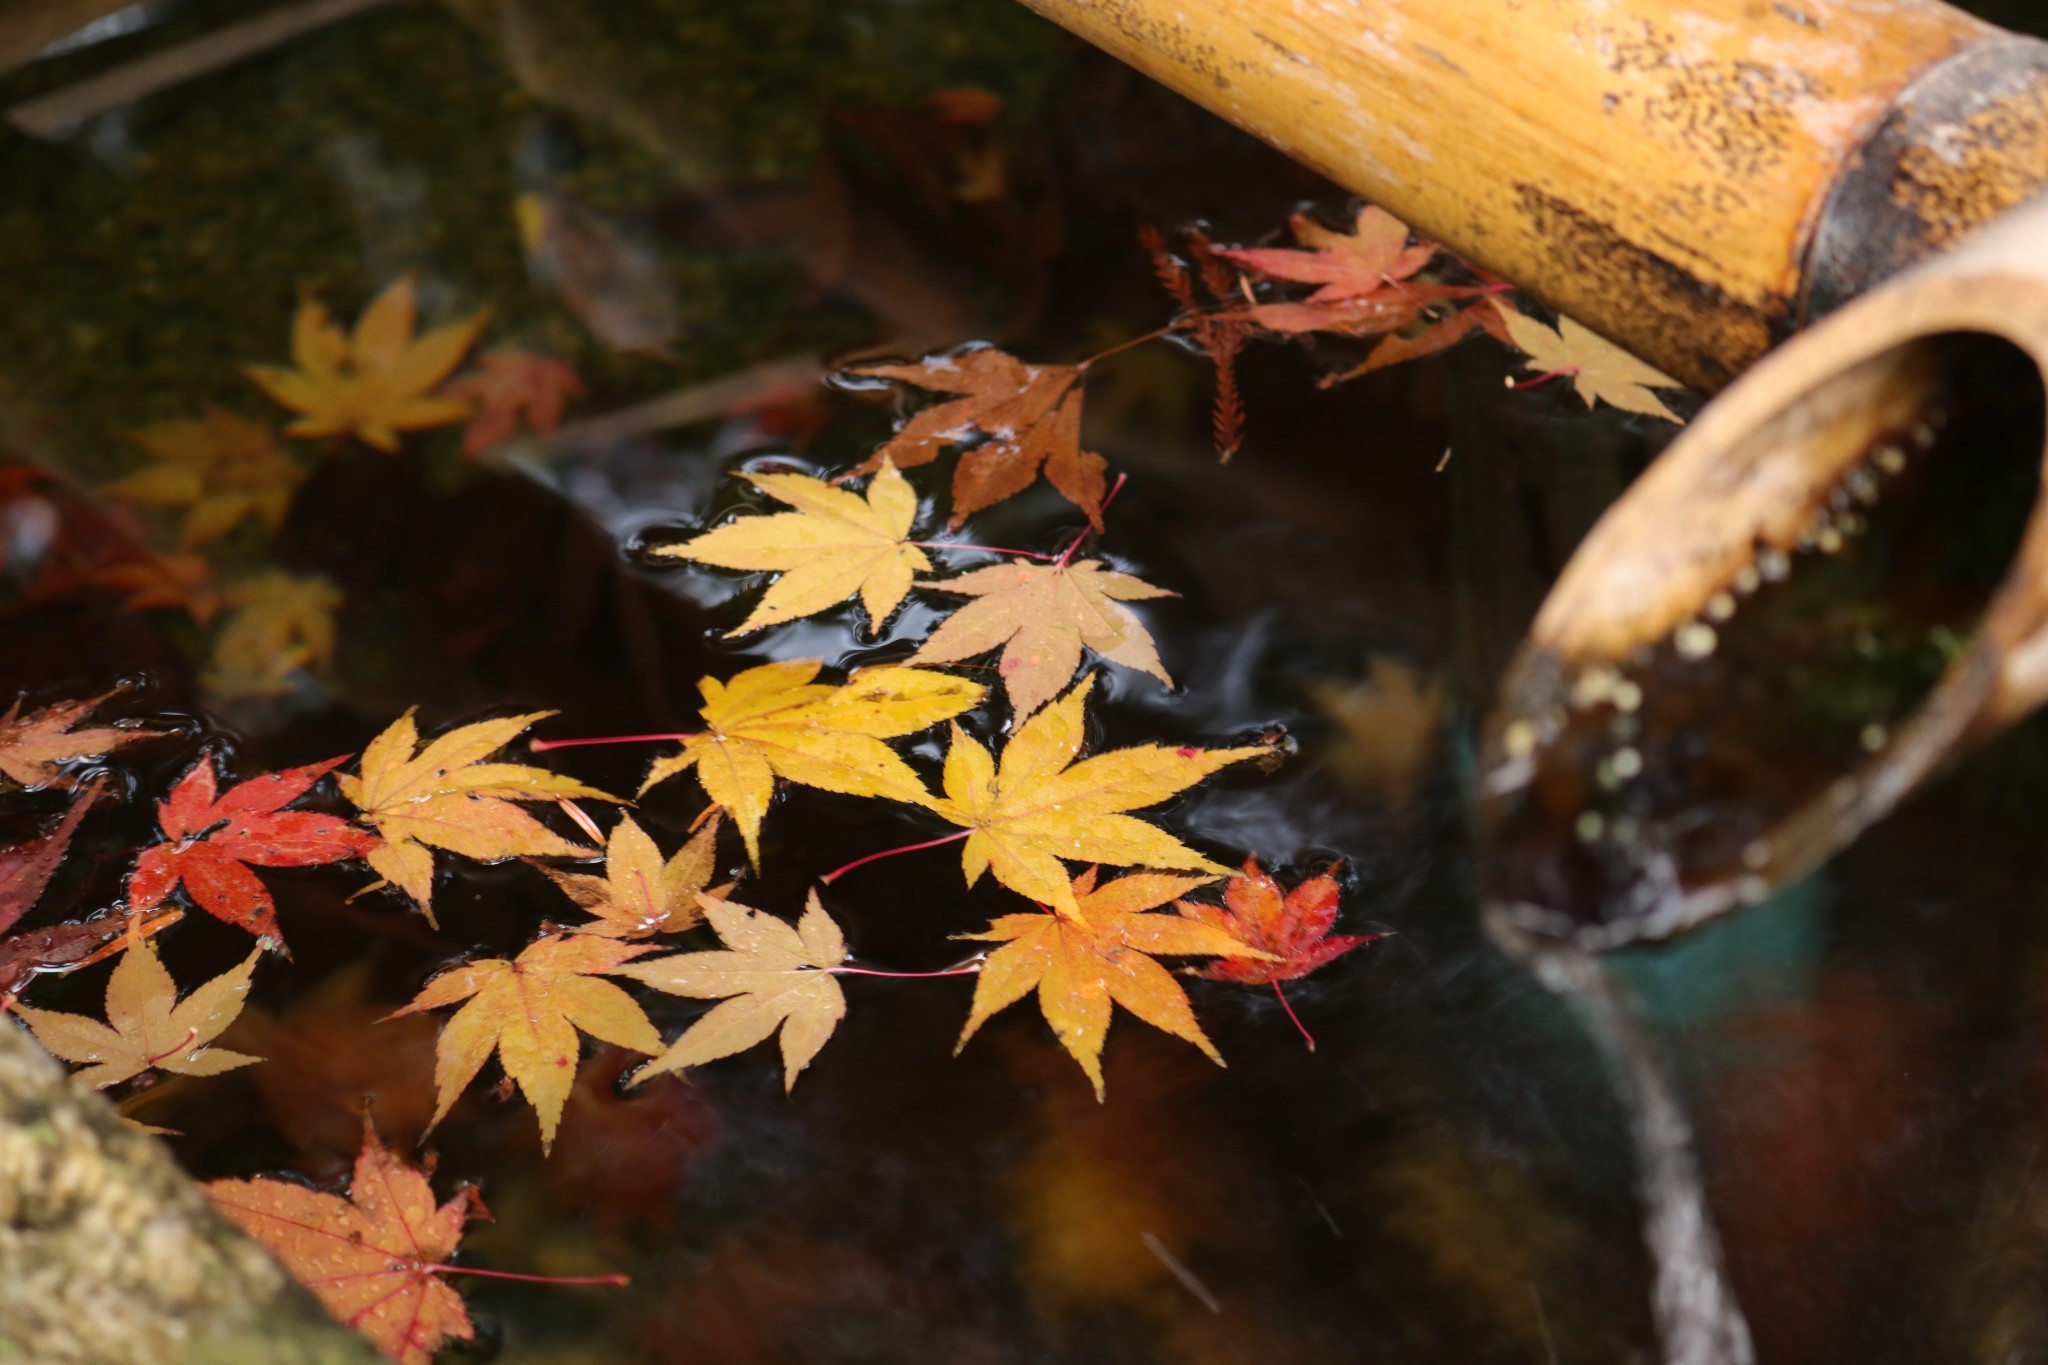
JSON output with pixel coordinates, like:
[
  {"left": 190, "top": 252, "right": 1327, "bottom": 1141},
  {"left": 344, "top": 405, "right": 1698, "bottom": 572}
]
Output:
[
  {"left": 1482, "top": 191, "right": 2048, "bottom": 948},
  {"left": 1018, "top": 0, "right": 2048, "bottom": 391}
]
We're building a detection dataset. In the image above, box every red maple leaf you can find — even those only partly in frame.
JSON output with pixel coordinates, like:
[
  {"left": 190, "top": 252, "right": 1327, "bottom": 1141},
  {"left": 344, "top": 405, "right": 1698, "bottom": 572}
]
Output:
[
  {"left": 0, "top": 782, "right": 101, "bottom": 935},
  {"left": 127, "top": 754, "right": 379, "bottom": 943},
  {"left": 441, "top": 347, "right": 584, "bottom": 456},
  {"left": 1219, "top": 205, "right": 1492, "bottom": 340},
  {"left": 207, "top": 1127, "right": 484, "bottom": 1365},
  {"left": 1178, "top": 857, "right": 1380, "bottom": 1050}
]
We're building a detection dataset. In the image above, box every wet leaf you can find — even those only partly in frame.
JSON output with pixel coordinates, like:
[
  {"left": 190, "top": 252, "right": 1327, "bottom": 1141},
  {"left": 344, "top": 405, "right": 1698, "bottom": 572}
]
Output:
[
  {"left": 0, "top": 690, "right": 165, "bottom": 790},
  {"left": 653, "top": 461, "right": 928, "bottom": 636},
  {"left": 620, "top": 890, "right": 848, "bottom": 1092},
  {"left": 955, "top": 867, "right": 1269, "bottom": 1098},
  {"left": 1179, "top": 857, "right": 1378, "bottom": 984},
  {"left": 910, "top": 557, "right": 1173, "bottom": 717},
  {"left": 642, "top": 660, "right": 984, "bottom": 867},
  {"left": 385, "top": 933, "right": 662, "bottom": 1151},
  {"left": 245, "top": 276, "right": 486, "bottom": 452},
  {"left": 1219, "top": 206, "right": 1436, "bottom": 307},
  {"left": 442, "top": 346, "right": 584, "bottom": 456},
  {"left": 1499, "top": 310, "right": 1683, "bottom": 420},
  {"left": 541, "top": 811, "right": 727, "bottom": 939},
  {"left": 206, "top": 1126, "right": 482, "bottom": 1365},
  {"left": 0, "top": 911, "right": 178, "bottom": 998},
  {"left": 338, "top": 710, "right": 619, "bottom": 924},
  {"left": 127, "top": 754, "right": 378, "bottom": 944},
  {"left": 104, "top": 407, "right": 303, "bottom": 549},
  {"left": 202, "top": 571, "right": 344, "bottom": 701},
  {"left": 925, "top": 675, "right": 1265, "bottom": 920},
  {"left": 846, "top": 346, "right": 1107, "bottom": 528},
  {"left": 15, "top": 938, "right": 261, "bottom": 1089},
  {"left": 0, "top": 782, "right": 99, "bottom": 934}
]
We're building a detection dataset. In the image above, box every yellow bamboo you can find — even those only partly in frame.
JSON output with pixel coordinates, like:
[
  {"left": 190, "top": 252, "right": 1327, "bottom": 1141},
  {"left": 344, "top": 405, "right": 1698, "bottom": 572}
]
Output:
[{"left": 1017, "top": 0, "right": 2048, "bottom": 390}]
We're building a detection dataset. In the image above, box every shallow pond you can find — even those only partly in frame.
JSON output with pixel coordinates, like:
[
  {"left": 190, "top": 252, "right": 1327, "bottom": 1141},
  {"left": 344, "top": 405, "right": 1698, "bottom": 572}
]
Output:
[{"left": 7, "top": 3, "right": 2048, "bottom": 1364}]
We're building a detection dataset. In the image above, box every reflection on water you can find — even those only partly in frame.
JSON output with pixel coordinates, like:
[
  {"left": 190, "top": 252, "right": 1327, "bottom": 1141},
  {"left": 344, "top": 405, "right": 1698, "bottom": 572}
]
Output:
[{"left": 3, "top": 3, "right": 2048, "bottom": 1365}]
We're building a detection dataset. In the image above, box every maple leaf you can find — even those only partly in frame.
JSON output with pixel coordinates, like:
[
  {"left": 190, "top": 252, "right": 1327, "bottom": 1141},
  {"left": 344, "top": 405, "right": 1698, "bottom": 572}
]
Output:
[
  {"left": 441, "top": 346, "right": 584, "bottom": 456},
  {"left": 652, "top": 461, "right": 929, "bottom": 636},
  {"left": 89, "top": 549, "right": 222, "bottom": 623},
  {"left": 1321, "top": 294, "right": 1516, "bottom": 386},
  {"left": 1219, "top": 206, "right": 1436, "bottom": 306},
  {"left": 0, "top": 910, "right": 178, "bottom": 998},
  {"left": 846, "top": 346, "right": 1108, "bottom": 529},
  {"left": 126, "top": 754, "right": 378, "bottom": 944},
  {"left": 540, "top": 811, "right": 726, "bottom": 939},
  {"left": 206, "top": 1126, "right": 483, "bottom": 1365},
  {"left": 910, "top": 557, "right": 1174, "bottom": 718},
  {"left": 104, "top": 407, "right": 304, "bottom": 548},
  {"left": 619, "top": 889, "right": 848, "bottom": 1091},
  {"left": 14, "top": 938, "right": 261, "bottom": 1088},
  {"left": 1500, "top": 310, "right": 1683, "bottom": 420},
  {"left": 337, "top": 710, "right": 619, "bottom": 924},
  {"left": 246, "top": 275, "right": 486, "bottom": 452},
  {"left": 954, "top": 867, "right": 1271, "bottom": 1099},
  {"left": 0, "top": 690, "right": 164, "bottom": 789},
  {"left": 1179, "top": 857, "right": 1377, "bottom": 985},
  {"left": 925, "top": 675, "right": 1264, "bottom": 920},
  {"left": 0, "top": 782, "right": 100, "bottom": 935},
  {"left": 203, "top": 571, "right": 344, "bottom": 700},
  {"left": 385, "top": 932, "right": 662, "bottom": 1150},
  {"left": 641, "top": 660, "right": 985, "bottom": 867}
]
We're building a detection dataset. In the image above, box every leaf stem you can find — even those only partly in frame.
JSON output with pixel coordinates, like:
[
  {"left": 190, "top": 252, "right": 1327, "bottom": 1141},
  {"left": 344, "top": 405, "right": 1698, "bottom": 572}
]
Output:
[
  {"left": 530, "top": 732, "right": 697, "bottom": 753},
  {"left": 818, "top": 829, "right": 969, "bottom": 884},
  {"left": 1078, "top": 324, "right": 1176, "bottom": 369},
  {"left": 425, "top": 1264, "right": 629, "bottom": 1287},
  {"left": 1506, "top": 368, "right": 1578, "bottom": 391},
  {"left": 1057, "top": 472, "right": 1129, "bottom": 567},
  {"left": 830, "top": 960, "right": 983, "bottom": 979},
  {"left": 1272, "top": 980, "right": 1317, "bottom": 1052},
  {"left": 911, "top": 541, "right": 1061, "bottom": 561}
]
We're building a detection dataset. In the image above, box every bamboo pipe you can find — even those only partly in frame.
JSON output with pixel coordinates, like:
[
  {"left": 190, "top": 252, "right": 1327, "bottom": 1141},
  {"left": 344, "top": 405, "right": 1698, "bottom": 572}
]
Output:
[{"left": 1016, "top": 0, "right": 2048, "bottom": 391}]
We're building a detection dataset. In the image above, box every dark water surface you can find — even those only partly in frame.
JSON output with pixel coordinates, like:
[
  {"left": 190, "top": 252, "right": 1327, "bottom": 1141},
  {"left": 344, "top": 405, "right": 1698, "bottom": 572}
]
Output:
[{"left": 6, "top": 3, "right": 2048, "bottom": 1364}]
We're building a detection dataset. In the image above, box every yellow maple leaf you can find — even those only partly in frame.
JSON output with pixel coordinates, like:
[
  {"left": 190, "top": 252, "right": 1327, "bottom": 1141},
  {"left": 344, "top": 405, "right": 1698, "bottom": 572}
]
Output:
[
  {"left": 619, "top": 889, "right": 848, "bottom": 1092},
  {"left": 954, "top": 868, "right": 1270, "bottom": 1099},
  {"left": 203, "top": 571, "right": 343, "bottom": 700},
  {"left": 925, "top": 675, "right": 1264, "bottom": 920},
  {"left": 337, "top": 710, "right": 620, "bottom": 923},
  {"left": 652, "top": 461, "right": 928, "bottom": 636},
  {"left": 15, "top": 940, "right": 262, "bottom": 1089},
  {"left": 910, "top": 557, "right": 1174, "bottom": 717},
  {"left": 540, "top": 811, "right": 726, "bottom": 938},
  {"left": 245, "top": 275, "right": 486, "bottom": 452},
  {"left": 1499, "top": 310, "right": 1683, "bottom": 421},
  {"left": 642, "top": 660, "right": 984, "bottom": 867},
  {"left": 384, "top": 933, "right": 662, "bottom": 1151},
  {"left": 104, "top": 407, "right": 303, "bottom": 549}
]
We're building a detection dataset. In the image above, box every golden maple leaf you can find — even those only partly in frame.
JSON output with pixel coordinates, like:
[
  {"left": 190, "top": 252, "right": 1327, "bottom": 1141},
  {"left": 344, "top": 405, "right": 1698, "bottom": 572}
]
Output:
[
  {"left": 385, "top": 932, "right": 662, "bottom": 1151},
  {"left": 619, "top": 890, "right": 848, "bottom": 1091},
  {"left": 910, "top": 557, "right": 1174, "bottom": 717},
  {"left": 954, "top": 867, "right": 1271, "bottom": 1098},
  {"left": 245, "top": 275, "right": 486, "bottom": 452},
  {"left": 651, "top": 461, "right": 928, "bottom": 637},
  {"left": 1499, "top": 310, "right": 1683, "bottom": 421},
  {"left": 0, "top": 689, "right": 164, "bottom": 789},
  {"left": 642, "top": 660, "right": 984, "bottom": 867},
  {"left": 15, "top": 940, "right": 261, "bottom": 1089},
  {"left": 203, "top": 571, "right": 343, "bottom": 700},
  {"left": 338, "top": 710, "right": 619, "bottom": 923},
  {"left": 540, "top": 811, "right": 726, "bottom": 938},
  {"left": 104, "top": 407, "right": 303, "bottom": 549},
  {"left": 925, "top": 675, "right": 1264, "bottom": 920}
]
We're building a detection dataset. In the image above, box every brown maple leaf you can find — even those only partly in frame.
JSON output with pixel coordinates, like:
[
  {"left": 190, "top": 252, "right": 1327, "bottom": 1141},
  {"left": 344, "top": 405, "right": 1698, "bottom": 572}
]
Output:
[
  {"left": 384, "top": 932, "right": 663, "bottom": 1150},
  {"left": 845, "top": 345, "right": 1107, "bottom": 528},
  {"left": 441, "top": 346, "right": 584, "bottom": 456},
  {"left": 0, "top": 690, "right": 165, "bottom": 790},
  {"left": 909, "top": 557, "right": 1174, "bottom": 717},
  {"left": 954, "top": 867, "right": 1272, "bottom": 1098},
  {"left": 539, "top": 811, "right": 727, "bottom": 939},
  {"left": 0, "top": 782, "right": 100, "bottom": 934},
  {"left": 206, "top": 1126, "right": 485, "bottom": 1365}
]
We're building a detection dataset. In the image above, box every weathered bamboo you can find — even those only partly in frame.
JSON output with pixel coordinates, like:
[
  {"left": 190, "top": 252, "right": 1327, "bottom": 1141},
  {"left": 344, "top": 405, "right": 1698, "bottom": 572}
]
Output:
[{"left": 1015, "top": 0, "right": 2048, "bottom": 391}]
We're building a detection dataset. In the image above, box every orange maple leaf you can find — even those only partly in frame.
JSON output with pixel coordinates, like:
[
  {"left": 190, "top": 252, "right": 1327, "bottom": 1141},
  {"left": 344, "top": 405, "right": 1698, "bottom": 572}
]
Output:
[
  {"left": 954, "top": 867, "right": 1272, "bottom": 1098},
  {"left": 1221, "top": 206, "right": 1491, "bottom": 342},
  {"left": 207, "top": 1127, "right": 485, "bottom": 1365},
  {"left": 846, "top": 345, "right": 1108, "bottom": 528},
  {"left": 0, "top": 690, "right": 164, "bottom": 789},
  {"left": 384, "top": 933, "right": 663, "bottom": 1150},
  {"left": 441, "top": 346, "right": 584, "bottom": 456},
  {"left": 245, "top": 276, "right": 485, "bottom": 452},
  {"left": 88, "top": 549, "right": 222, "bottom": 623},
  {"left": 1180, "top": 857, "right": 1377, "bottom": 985}
]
